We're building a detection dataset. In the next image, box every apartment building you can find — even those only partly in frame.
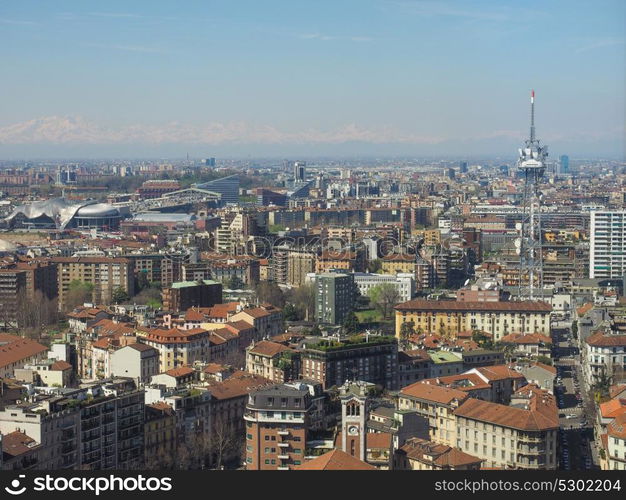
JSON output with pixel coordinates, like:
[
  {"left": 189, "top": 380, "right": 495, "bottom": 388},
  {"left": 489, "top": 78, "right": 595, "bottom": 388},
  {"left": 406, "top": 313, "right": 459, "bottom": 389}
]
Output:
[
  {"left": 51, "top": 257, "right": 134, "bottom": 311},
  {"left": 161, "top": 279, "right": 222, "bottom": 312},
  {"left": 300, "top": 336, "right": 399, "bottom": 390},
  {"left": 583, "top": 330, "right": 626, "bottom": 386},
  {"left": 606, "top": 414, "right": 626, "bottom": 470},
  {"left": 395, "top": 299, "right": 552, "bottom": 341},
  {"left": 590, "top": 210, "right": 626, "bottom": 279},
  {"left": 0, "top": 333, "right": 48, "bottom": 379},
  {"left": 230, "top": 304, "right": 283, "bottom": 340},
  {"left": 453, "top": 385, "right": 559, "bottom": 470},
  {"left": 137, "top": 327, "right": 210, "bottom": 372},
  {"left": 0, "top": 380, "right": 144, "bottom": 470},
  {"left": 245, "top": 341, "right": 299, "bottom": 383},
  {"left": 244, "top": 384, "right": 312, "bottom": 470},
  {"left": 398, "top": 382, "right": 469, "bottom": 446},
  {"left": 314, "top": 272, "right": 355, "bottom": 325}
]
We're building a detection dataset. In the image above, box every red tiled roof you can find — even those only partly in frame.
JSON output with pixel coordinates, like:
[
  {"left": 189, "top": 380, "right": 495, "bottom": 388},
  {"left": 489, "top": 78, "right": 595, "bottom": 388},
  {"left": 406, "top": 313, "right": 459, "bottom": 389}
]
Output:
[
  {"left": 50, "top": 360, "right": 72, "bottom": 371},
  {"left": 586, "top": 332, "right": 626, "bottom": 347},
  {"left": 454, "top": 391, "right": 558, "bottom": 431},
  {"left": 165, "top": 366, "right": 194, "bottom": 378},
  {"left": 1, "top": 430, "right": 40, "bottom": 458},
  {"left": 0, "top": 334, "right": 47, "bottom": 370},
  {"left": 248, "top": 340, "right": 293, "bottom": 357},
  {"left": 400, "top": 381, "right": 469, "bottom": 405},
  {"left": 295, "top": 449, "right": 376, "bottom": 470}
]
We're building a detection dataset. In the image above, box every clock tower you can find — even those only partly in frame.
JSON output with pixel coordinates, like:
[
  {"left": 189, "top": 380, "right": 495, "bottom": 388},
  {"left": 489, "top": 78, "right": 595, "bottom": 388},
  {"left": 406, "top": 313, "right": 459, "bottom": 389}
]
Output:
[{"left": 339, "top": 380, "right": 375, "bottom": 462}]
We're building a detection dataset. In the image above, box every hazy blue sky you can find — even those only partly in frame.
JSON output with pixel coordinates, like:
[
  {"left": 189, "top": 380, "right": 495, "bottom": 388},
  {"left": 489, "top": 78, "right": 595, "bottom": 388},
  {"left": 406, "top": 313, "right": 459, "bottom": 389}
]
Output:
[{"left": 0, "top": 0, "right": 624, "bottom": 158}]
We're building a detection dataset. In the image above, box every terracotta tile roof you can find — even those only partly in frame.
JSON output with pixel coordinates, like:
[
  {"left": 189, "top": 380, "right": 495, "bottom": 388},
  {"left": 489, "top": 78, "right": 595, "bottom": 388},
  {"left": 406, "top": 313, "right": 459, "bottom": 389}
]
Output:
[
  {"left": 295, "top": 449, "right": 376, "bottom": 470},
  {"left": 399, "top": 438, "right": 482, "bottom": 468},
  {"left": 609, "top": 384, "right": 626, "bottom": 400},
  {"left": 500, "top": 332, "right": 552, "bottom": 345},
  {"left": 576, "top": 303, "right": 593, "bottom": 317},
  {"left": 165, "top": 366, "right": 194, "bottom": 378},
  {"left": 211, "top": 328, "right": 237, "bottom": 341},
  {"left": 400, "top": 381, "right": 469, "bottom": 406},
  {"left": 476, "top": 365, "right": 526, "bottom": 381},
  {"left": 127, "top": 343, "right": 157, "bottom": 353},
  {"left": 607, "top": 413, "right": 626, "bottom": 440},
  {"left": 140, "top": 327, "right": 208, "bottom": 344},
  {"left": 599, "top": 398, "right": 626, "bottom": 419},
  {"left": 224, "top": 320, "right": 254, "bottom": 333},
  {"left": 395, "top": 299, "right": 552, "bottom": 313},
  {"left": 0, "top": 334, "right": 48, "bottom": 370},
  {"left": 206, "top": 373, "right": 271, "bottom": 400},
  {"left": 422, "top": 374, "right": 491, "bottom": 392},
  {"left": 237, "top": 305, "right": 281, "bottom": 319},
  {"left": 89, "top": 319, "right": 134, "bottom": 336},
  {"left": 248, "top": 340, "right": 293, "bottom": 357},
  {"left": 532, "top": 361, "right": 557, "bottom": 375},
  {"left": 454, "top": 391, "right": 559, "bottom": 431},
  {"left": 363, "top": 432, "right": 392, "bottom": 449},
  {"left": 586, "top": 332, "right": 626, "bottom": 347},
  {"left": 1, "top": 430, "right": 40, "bottom": 458},
  {"left": 203, "top": 363, "right": 231, "bottom": 374},
  {"left": 50, "top": 360, "right": 72, "bottom": 371}
]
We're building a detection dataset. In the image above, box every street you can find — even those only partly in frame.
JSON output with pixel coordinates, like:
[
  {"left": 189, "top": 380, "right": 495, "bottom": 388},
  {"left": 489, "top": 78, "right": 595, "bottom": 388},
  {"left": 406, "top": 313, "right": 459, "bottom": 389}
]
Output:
[{"left": 551, "top": 318, "right": 598, "bottom": 470}]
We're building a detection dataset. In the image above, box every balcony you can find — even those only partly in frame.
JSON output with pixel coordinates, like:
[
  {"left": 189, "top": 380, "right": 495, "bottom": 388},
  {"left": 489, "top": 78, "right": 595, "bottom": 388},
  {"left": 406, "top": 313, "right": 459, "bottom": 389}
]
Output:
[
  {"left": 277, "top": 466, "right": 289, "bottom": 470},
  {"left": 278, "top": 454, "right": 289, "bottom": 459},
  {"left": 278, "top": 442, "right": 289, "bottom": 448},
  {"left": 277, "top": 430, "right": 289, "bottom": 436}
]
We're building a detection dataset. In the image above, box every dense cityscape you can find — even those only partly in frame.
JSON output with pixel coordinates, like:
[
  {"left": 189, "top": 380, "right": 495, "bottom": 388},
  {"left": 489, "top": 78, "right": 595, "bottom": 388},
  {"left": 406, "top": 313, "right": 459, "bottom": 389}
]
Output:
[
  {"left": 0, "top": 98, "right": 625, "bottom": 471},
  {"left": 0, "top": 1, "right": 624, "bottom": 484}
]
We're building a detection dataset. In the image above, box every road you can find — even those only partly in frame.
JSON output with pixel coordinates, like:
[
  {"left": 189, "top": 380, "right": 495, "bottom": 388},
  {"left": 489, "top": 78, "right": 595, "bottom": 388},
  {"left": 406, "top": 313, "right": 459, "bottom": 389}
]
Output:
[{"left": 551, "top": 318, "right": 597, "bottom": 470}]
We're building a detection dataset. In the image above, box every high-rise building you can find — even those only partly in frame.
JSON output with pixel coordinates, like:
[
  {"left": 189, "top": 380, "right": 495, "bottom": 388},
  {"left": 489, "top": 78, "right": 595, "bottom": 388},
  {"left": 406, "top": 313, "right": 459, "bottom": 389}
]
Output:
[
  {"left": 294, "top": 161, "right": 306, "bottom": 181},
  {"left": 459, "top": 161, "right": 468, "bottom": 173},
  {"left": 315, "top": 272, "right": 355, "bottom": 325},
  {"left": 559, "top": 155, "right": 569, "bottom": 174},
  {"left": 195, "top": 174, "right": 239, "bottom": 205},
  {"left": 590, "top": 211, "right": 626, "bottom": 279},
  {"left": 244, "top": 384, "right": 312, "bottom": 470}
]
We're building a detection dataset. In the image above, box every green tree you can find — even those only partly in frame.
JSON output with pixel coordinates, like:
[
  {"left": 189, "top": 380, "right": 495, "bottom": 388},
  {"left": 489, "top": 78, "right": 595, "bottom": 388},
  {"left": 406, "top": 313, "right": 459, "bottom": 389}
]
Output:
[
  {"left": 342, "top": 311, "right": 360, "bottom": 334},
  {"left": 293, "top": 282, "right": 316, "bottom": 321},
  {"left": 225, "top": 276, "right": 245, "bottom": 290},
  {"left": 367, "top": 259, "right": 383, "bottom": 273},
  {"left": 66, "top": 280, "right": 95, "bottom": 311},
  {"left": 367, "top": 283, "right": 401, "bottom": 320},
  {"left": 283, "top": 303, "right": 300, "bottom": 321},
  {"left": 593, "top": 368, "right": 613, "bottom": 399},
  {"left": 136, "top": 271, "right": 150, "bottom": 292},
  {"left": 309, "top": 324, "right": 322, "bottom": 336},
  {"left": 112, "top": 287, "right": 130, "bottom": 304},
  {"left": 255, "top": 281, "right": 285, "bottom": 308}
]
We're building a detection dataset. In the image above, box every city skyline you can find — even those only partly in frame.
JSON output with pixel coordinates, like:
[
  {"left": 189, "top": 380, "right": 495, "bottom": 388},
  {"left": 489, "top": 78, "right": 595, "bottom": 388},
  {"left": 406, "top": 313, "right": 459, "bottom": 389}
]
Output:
[{"left": 0, "top": 0, "right": 624, "bottom": 158}]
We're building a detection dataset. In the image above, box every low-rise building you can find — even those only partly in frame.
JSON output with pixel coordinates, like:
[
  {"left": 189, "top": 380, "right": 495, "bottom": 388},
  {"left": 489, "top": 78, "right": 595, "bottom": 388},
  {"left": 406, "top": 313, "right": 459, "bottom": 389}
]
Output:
[
  {"left": 394, "top": 437, "right": 483, "bottom": 470},
  {"left": 453, "top": 385, "right": 559, "bottom": 470}
]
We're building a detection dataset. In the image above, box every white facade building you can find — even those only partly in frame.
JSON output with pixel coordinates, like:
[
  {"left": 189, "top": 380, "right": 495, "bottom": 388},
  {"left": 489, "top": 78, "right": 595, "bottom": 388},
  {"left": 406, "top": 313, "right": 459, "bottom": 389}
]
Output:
[{"left": 590, "top": 211, "right": 626, "bottom": 279}]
